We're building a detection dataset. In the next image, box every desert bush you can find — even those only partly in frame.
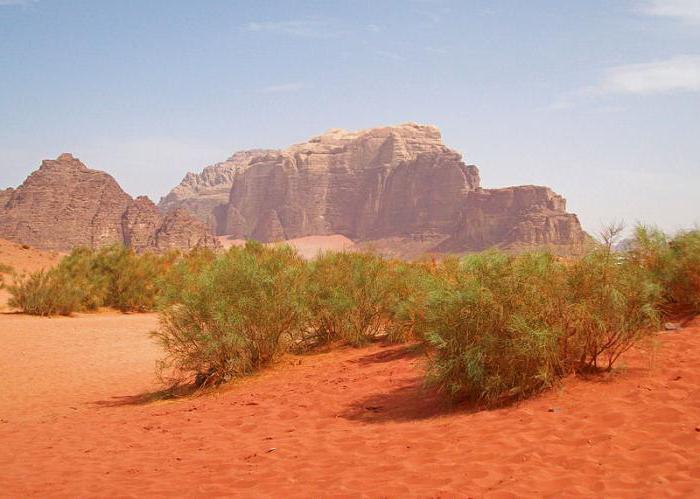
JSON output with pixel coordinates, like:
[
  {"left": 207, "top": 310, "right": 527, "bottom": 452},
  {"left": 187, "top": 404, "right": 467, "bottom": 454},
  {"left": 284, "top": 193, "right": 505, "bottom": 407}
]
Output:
[
  {"left": 7, "top": 245, "right": 174, "bottom": 315},
  {"left": 304, "top": 252, "right": 425, "bottom": 347},
  {"left": 419, "top": 237, "right": 662, "bottom": 404},
  {"left": 629, "top": 226, "right": 700, "bottom": 314},
  {"left": 8, "top": 268, "right": 85, "bottom": 316},
  {"left": 565, "top": 243, "right": 661, "bottom": 371},
  {"left": 668, "top": 229, "right": 700, "bottom": 312},
  {"left": 153, "top": 242, "right": 308, "bottom": 385},
  {"left": 158, "top": 247, "right": 218, "bottom": 307},
  {"left": 421, "top": 251, "right": 568, "bottom": 404},
  {"left": 88, "top": 246, "right": 172, "bottom": 312},
  {"left": 382, "top": 259, "right": 437, "bottom": 343}
]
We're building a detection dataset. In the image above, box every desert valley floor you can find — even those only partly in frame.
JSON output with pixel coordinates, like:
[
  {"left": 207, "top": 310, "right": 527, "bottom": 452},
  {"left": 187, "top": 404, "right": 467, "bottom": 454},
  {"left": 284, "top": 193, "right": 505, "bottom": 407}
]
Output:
[{"left": 1, "top": 310, "right": 699, "bottom": 497}]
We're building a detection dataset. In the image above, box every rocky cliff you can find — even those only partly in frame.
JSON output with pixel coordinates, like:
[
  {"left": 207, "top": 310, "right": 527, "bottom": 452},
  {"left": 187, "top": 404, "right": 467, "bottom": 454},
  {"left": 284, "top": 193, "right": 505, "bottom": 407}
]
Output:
[
  {"left": 159, "top": 149, "right": 275, "bottom": 234},
  {"left": 0, "top": 188, "right": 15, "bottom": 208},
  {"left": 0, "top": 154, "right": 220, "bottom": 252},
  {"left": 212, "top": 123, "right": 586, "bottom": 254}
]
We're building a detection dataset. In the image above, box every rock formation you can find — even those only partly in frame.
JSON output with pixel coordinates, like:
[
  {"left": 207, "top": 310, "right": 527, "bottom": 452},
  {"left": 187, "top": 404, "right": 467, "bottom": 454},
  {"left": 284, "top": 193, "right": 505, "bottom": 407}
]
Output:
[
  {"left": 206, "top": 123, "right": 586, "bottom": 254},
  {"left": 0, "top": 153, "right": 220, "bottom": 252},
  {"left": 159, "top": 149, "right": 275, "bottom": 234},
  {"left": 0, "top": 188, "right": 15, "bottom": 207},
  {"left": 151, "top": 208, "right": 221, "bottom": 251}
]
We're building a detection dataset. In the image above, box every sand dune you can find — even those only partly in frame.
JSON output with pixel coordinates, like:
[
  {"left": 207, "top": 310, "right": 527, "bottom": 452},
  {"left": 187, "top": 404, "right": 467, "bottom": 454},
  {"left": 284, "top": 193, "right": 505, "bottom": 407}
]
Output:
[{"left": 0, "top": 313, "right": 698, "bottom": 496}]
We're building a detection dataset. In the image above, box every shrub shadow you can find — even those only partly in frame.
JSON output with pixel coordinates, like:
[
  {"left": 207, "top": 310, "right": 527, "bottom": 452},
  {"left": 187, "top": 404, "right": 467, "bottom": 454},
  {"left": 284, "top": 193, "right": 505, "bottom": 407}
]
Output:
[
  {"left": 351, "top": 343, "right": 424, "bottom": 366},
  {"left": 339, "top": 377, "right": 481, "bottom": 423},
  {"left": 92, "top": 384, "right": 199, "bottom": 407}
]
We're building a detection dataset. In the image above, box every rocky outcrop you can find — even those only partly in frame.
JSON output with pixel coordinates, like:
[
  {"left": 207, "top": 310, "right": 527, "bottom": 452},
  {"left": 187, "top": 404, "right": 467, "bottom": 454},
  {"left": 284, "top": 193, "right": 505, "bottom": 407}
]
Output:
[
  {"left": 0, "top": 154, "right": 220, "bottom": 252},
  {"left": 151, "top": 208, "right": 221, "bottom": 251},
  {"left": 0, "top": 188, "right": 15, "bottom": 208},
  {"left": 159, "top": 149, "right": 275, "bottom": 234},
  {"left": 436, "top": 186, "right": 586, "bottom": 253},
  {"left": 215, "top": 123, "right": 587, "bottom": 254},
  {"left": 121, "top": 196, "right": 161, "bottom": 252}
]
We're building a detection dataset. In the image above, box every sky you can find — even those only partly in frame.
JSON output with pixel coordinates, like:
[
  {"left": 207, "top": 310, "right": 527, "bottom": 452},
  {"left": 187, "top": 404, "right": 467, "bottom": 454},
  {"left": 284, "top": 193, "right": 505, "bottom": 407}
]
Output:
[{"left": 1, "top": 0, "right": 698, "bottom": 236}]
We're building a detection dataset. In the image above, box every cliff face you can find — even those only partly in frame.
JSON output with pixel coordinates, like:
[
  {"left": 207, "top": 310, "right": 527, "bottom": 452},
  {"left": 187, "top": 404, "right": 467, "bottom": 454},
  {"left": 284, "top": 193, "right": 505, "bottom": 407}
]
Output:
[
  {"left": 436, "top": 186, "right": 586, "bottom": 252},
  {"left": 223, "top": 124, "right": 481, "bottom": 242},
  {"left": 0, "top": 154, "right": 220, "bottom": 252},
  {"left": 158, "top": 149, "right": 275, "bottom": 234},
  {"left": 215, "top": 123, "right": 586, "bottom": 254}
]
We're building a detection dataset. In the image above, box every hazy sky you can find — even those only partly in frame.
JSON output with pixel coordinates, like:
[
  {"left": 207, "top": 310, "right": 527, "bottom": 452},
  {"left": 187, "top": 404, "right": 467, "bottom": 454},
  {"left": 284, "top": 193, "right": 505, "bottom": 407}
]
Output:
[{"left": 1, "top": 0, "right": 698, "bottom": 235}]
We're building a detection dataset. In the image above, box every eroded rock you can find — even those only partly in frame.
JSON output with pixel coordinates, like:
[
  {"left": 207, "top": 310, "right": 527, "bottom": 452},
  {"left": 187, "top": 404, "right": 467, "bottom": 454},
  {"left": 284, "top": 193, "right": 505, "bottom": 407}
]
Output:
[{"left": 0, "top": 154, "right": 220, "bottom": 252}]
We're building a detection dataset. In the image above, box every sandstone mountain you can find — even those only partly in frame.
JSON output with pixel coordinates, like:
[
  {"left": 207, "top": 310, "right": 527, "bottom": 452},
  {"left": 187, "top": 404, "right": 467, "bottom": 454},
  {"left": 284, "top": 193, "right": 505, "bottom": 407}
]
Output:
[
  {"left": 159, "top": 149, "right": 275, "bottom": 233},
  {"left": 0, "top": 188, "right": 14, "bottom": 207},
  {"left": 175, "top": 123, "right": 586, "bottom": 254},
  {"left": 0, "top": 153, "right": 220, "bottom": 252}
]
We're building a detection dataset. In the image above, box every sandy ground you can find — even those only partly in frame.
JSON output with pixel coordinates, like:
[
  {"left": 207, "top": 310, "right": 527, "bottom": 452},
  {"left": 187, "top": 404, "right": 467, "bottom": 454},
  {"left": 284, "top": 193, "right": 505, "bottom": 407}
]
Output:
[
  {"left": 218, "top": 234, "right": 356, "bottom": 259},
  {"left": 1, "top": 313, "right": 699, "bottom": 497},
  {"left": 0, "top": 239, "right": 62, "bottom": 275}
]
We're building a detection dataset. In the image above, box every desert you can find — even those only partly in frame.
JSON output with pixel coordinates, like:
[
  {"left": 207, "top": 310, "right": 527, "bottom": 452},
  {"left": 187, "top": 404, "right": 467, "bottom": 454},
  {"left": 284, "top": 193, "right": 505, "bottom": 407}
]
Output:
[
  {"left": 2, "top": 1, "right": 700, "bottom": 497},
  {"left": 1, "top": 231, "right": 699, "bottom": 497},
  {"left": 1, "top": 305, "right": 699, "bottom": 497}
]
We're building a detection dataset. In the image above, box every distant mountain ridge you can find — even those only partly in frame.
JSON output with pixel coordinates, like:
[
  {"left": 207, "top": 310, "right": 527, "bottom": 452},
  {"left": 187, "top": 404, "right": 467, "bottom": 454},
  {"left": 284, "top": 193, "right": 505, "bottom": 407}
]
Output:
[{"left": 0, "top": 153, "right": 219, "bottom": 252}]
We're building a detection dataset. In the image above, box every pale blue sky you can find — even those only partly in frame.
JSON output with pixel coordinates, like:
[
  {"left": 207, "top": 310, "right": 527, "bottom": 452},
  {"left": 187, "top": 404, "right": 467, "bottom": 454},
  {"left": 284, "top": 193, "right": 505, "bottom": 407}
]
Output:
[{"left": 1, "top": 0, "right": 698, "bottom": 235}]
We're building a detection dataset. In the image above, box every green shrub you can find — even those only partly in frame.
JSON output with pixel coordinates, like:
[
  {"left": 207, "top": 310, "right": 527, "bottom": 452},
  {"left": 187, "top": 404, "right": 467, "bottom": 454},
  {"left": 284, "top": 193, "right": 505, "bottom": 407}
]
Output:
[
  {"left": 629, "top": 226, "right": 700, "bottom": 314},
  {"left": 153, "top": 242, "right": 308, "bottom": 385},
  {"left": 421, "top": 251, "right": 567, "bottom": 404},
  {"left": 382, "top": 259, "right": 437, "bottom": 343},
  {"left": 8, "top": 268, "right": 85, "bottom": 316},
  {"left": 56, "top": 247, "right": 110, "bottom": 310},
  {"left": 304, "top": 252, "right": 422, "bottom": 347},
  {"left": 7, "top": 245, "right": 174, "bottom": 315},
  {"left": 158, "top": 247, "right": 218, "bottom": 307},
  {"left": 668, "top": 230, "right": 700, "bottom": 313},
  {"left": 88, "top": 246, "right": 172, "bottom": 312},
  {"left": 565, "top": 244, "right": 661, "bottom": 371}
]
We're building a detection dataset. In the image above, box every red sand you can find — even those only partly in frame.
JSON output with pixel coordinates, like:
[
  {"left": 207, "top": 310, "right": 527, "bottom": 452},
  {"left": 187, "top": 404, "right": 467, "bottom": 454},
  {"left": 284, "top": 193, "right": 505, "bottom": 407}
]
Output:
[{"left": 1, "top": 313, "right": 699, "bottom": 497}]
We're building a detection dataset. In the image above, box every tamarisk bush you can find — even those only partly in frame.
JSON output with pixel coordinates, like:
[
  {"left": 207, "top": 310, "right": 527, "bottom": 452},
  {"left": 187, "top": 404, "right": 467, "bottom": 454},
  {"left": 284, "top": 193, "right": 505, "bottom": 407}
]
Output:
[
  {"left": 303, "top": 252, "right": 423, "bottom": 347},
  {"left": 629, "top": 226, "right": 700, "bottom": 314},
  {"left": 153, "top": 242, "right": 308, "bottom": 386},
  {"left": 8, "top": 246, "right": 173, "bottom": 315},
  {"left": 421, "top": 252, "right": 568, "bottom": 403}
]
